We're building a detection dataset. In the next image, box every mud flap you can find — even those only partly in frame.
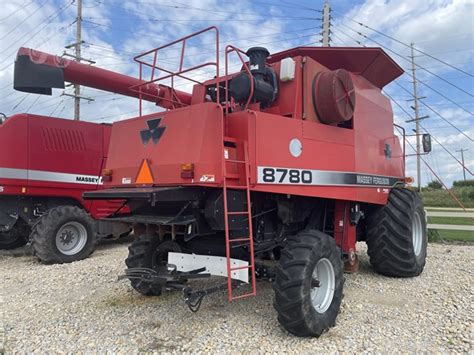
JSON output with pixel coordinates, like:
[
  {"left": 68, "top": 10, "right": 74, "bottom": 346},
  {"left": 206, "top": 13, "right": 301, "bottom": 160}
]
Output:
[{"left": 168, "top": 252, "right": 249, "bottom": 283}]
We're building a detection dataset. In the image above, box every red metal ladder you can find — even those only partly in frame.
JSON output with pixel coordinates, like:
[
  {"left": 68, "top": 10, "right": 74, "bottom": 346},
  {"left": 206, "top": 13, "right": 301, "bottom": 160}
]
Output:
[{"left": 222, "top": 137, "right": 257, "bottom": 301}]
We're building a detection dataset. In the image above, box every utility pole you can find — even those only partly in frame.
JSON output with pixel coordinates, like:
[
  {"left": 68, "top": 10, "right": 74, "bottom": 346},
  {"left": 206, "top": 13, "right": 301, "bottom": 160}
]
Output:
[
  {"left": 73, "top": 0, "right": 82, "bottom": 121},
  {"left": 406, "top": 43, "right": 429, "bottom": 191},
  {"left": 456, "top": 148, "right": 468, "bottom": 181},
  {"left": 63, "top": 0, "right": 94, "bottom": 120},
  {"left": 321, "top": 1, "right": 331, "bottom": 47}
]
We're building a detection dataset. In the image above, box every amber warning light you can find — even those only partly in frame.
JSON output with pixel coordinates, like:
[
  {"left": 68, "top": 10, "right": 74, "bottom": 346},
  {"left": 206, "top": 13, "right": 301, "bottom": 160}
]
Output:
[
  {"left": 101, "top": 169, "right": 113, "bottom": 182},
  {"left": 181, "top": 163, "right": 194, "bottom": 179}
]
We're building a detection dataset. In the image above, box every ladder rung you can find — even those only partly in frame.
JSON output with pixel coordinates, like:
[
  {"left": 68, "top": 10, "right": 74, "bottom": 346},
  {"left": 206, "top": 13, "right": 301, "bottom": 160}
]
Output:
[
  {"left": 231, "top": 292, "right": 257, "bottom": 301},
  {"left": 226, "top": 185, "right": 248, "bottom": 190},
  {"left": 230, "top": 264, "right": 253, "bottom": 271},
  {"left": 227, "top": 211, "right": 248, "bottom": 215},
  {"left": 226, "top": 159, "right": 246, "bottom": 164},
  {"left": 224, "top": 173, "right": 240, "bottom": 179},
  {"left": 229, "top": 237, "right": 251, "bottom": 243},
  {"left": 223, "top": 136, "right": 237, "bottom": 143}
]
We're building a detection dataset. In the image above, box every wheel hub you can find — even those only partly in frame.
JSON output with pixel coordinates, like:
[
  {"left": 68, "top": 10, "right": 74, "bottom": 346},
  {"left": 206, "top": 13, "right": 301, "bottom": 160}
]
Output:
[
  {"left": 310, "top": 258, "right": 335, "bottom": 314},
  {"left": 55, "top": 222, "right": 88, "bottom": 256},
  {"left": 412, "top": 211, "right": 423, "bottom": 256}
]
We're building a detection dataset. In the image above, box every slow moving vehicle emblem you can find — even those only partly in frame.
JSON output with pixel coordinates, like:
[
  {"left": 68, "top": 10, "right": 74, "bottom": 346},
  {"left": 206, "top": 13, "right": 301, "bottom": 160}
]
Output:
[{"left": 140, "top": 118, "right": 166, "bottom": 145}]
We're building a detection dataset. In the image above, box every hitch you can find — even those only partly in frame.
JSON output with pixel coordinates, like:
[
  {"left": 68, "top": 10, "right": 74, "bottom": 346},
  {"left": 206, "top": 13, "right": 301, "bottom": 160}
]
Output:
[
  {"left": 184, "top": 280, "right": 243, "bottom": 313},
  {"left": 118, "top": 264, "right": 211, "bottom": 290},
  {"left": 119, "top": 265, "right": 244, "bottom": 313}
]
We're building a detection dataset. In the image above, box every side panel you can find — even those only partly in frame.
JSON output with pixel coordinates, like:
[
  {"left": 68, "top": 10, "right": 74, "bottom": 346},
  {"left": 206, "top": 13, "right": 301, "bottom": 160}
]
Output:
[
  {"left": 105, "top": 103, "right": 223, "bottom": 188},
  {"left": 245, "top": 110, "right": 401, "bottom": 205},
  {"left": 0, "top": 114, "right": 29, "bottom": 195},
  {"left": 26, "top": 116, "right": 104, "bottom": 209}
]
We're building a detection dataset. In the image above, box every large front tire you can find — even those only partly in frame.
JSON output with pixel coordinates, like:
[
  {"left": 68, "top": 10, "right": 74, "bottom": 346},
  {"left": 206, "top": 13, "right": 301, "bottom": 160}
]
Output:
[
  {"left": 30, "top": 206, "right": 97, "bottom": 264},
  {"left": 273, "top": 230, "right": 344, "bottom": 337},
  {"left": 366, "top": 187, "right": 427, "bottom": 277}
]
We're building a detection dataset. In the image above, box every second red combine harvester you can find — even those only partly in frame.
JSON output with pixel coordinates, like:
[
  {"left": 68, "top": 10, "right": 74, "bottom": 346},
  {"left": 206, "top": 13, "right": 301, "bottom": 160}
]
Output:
[{"left": 16, "top": 27, "right": 429, "bottom": 337}]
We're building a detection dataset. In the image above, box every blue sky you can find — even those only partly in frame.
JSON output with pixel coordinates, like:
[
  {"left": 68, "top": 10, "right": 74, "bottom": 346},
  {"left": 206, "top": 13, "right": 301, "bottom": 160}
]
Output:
[{"left": 0, "top": 0, "right": 473, "bottom": 187}]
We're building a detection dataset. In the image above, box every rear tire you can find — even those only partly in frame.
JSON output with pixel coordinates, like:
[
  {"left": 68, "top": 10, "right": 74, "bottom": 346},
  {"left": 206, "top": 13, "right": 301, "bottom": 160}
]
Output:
[
  {"left": 366, "top": 187, "right": 427, "bottom": 277},
  {"left": 30, "top": 206, "right": 97, "bottom": 264},
  {"left": 125, "top": 235, "right": 181, "bottom": 296},
  {"left": 273, "top": 230, "right": 344, "bottom": 337}
]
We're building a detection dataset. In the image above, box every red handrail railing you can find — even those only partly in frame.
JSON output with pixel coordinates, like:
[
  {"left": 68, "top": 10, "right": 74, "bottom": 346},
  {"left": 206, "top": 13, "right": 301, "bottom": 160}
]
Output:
[
  {"left": 131, "top": 26, "right": 220, "bottom": 115},
  {"left": 225, "top": 45, "right": 254, "bottom": 114}
]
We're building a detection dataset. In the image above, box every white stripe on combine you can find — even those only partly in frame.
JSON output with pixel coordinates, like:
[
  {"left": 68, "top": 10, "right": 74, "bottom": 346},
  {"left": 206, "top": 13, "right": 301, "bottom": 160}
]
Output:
[{"left": 0, "top": 167, "right": 102, "bottom": 185}]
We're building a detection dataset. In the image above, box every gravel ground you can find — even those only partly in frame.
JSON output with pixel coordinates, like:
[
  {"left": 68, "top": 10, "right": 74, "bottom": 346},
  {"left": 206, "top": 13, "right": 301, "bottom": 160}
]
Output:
[{"left": 1, "top": 241, "right": 472, "bottom": 353}]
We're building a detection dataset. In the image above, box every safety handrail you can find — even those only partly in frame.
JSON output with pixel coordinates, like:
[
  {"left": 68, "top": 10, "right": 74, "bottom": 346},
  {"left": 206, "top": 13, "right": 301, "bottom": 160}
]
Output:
[
  {"left": 224, "top": 45, "right": 254, "bottom": 113},
  {"left": 394, "top": 123, "right": 406, "bottom": 176},
  {"left": 130, "top": 26, "right": 220, "bottom": 115}
]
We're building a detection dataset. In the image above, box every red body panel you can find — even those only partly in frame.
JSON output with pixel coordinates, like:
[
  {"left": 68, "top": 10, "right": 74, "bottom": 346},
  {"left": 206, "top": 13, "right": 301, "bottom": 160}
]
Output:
[
  {"left": 0, "top": 114, "right": 124, "bottom": 218},
  {"left": 106, "top": 104, "right": 223, "bottom": 187},
  {"left": 102, "top": 46, "right": 404, "bottom": 206}
]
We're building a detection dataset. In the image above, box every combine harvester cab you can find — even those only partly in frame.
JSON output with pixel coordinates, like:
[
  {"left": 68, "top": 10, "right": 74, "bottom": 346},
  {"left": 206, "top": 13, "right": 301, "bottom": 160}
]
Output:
[
  {"left": 0, "top": 113, "right": 130, "bottom": 263},
  {"left": 18, "top": 27, "right": 429, "bottom": 337}
]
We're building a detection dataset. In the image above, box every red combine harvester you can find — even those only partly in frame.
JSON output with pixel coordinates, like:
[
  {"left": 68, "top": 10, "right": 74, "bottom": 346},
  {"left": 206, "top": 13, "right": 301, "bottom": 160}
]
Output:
[
  {"left": 16, "top": 27, "right": 430, "bottom": 337},
  {"left": 0, "top": 113, "right": 131, "bottom": 262}
]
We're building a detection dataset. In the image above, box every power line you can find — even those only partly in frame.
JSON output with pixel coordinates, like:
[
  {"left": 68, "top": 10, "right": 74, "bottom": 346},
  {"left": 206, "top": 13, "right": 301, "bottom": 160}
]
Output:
[
  {"left": 0, "top": 0, "right": 48, "bottom": 41},
  {"left": 49, "top": 100, "right": 64, "bottom": 116},
  {"left": 11, "top": 94, "right": 30, "bottom": 111},
  {"left": 0, "top": 1, "right": 74, "bottom": 70},
  {"left": 109, "top": 0, "right": 321, "bottom": 17},
  {"left": 385, "top": 91, "right": 472, "bottom": 176},
  {"left": 333, "top": 10, "right": 474, "bottom": 77},
  {"left": 275, "top": 0, "right": 321, "bottom": 12},
  {"left": 336, "top": 25, "right": 474, "bottom": 141},
  {"left": 339, "top": 22, "right": 474, "bottom": 115},
  {"left": 392, "top": 81, "right": 473, "bottom": 141},
  {"left": 338, "top": 23, "right": 473, "bottom": 98},
  {"left": 25, "top": 95, "right": 41, "bottom": 113},
  {"left": 0, "top": 0, "right": 36, "bottom": 21}
]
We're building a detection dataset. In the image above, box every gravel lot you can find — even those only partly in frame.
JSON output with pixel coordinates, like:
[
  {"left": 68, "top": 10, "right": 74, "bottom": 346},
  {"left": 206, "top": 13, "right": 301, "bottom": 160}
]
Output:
[{"left": 1, "top": 241, "right": 472, "bottom": 353}]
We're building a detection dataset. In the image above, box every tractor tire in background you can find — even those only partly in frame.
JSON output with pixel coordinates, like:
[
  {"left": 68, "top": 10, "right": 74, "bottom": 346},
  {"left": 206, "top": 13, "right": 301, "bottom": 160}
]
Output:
[
  {"left": 30, "top": 206, "right": 97, "bottom": 264},
  {"left": 273, "top": 230, "right": 344, "bottom": 337},
  {"left": 366, "top": 187, "right": 427, "bottom": 277},
  {"left": 0, "top": 230, "right": 27, "bottom": 250},
  {"left": 125, "top": 235, "right": 182, "bottom": 296},
  {"left": 0, "top": 220, "right": 30, "bottom": 250}
]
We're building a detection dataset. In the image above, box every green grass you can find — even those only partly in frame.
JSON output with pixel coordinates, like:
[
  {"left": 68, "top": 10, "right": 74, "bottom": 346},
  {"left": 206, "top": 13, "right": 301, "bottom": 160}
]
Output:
[
  {"left": 421, "top": 186, "right": 474, "bottom": 208},
  {"left": 428, "top": 229, "right": 474, "bottom": 242},
  {"left": 428, "top": 216, "right": 474, "bottom": 225}
]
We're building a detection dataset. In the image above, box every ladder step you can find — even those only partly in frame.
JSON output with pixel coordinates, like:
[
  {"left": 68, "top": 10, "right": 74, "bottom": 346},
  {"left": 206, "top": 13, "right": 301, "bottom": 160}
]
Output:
[
  {"left": 226, "top": 159, "right": 246, "bottom": 164},
  {"left": 223, "top": 136, "right": 237, "bottom": 143},
  {"left": 229, "top": 237, "right": 251, "bottom": 243},
  {"left": 230, "top": 264, "right": 253, "bottom": 271},
  {"left": 227, "top": 211, "right": 248, "bottom": 215},
  {"left": 226, "top": 185, "right": 248, "bottom": 190},
  {"left": 231, "top": 292, "right": 257, "bottom": 301},
  {"left": 224, "top": 173, "right": 240, "bottom": 179}
]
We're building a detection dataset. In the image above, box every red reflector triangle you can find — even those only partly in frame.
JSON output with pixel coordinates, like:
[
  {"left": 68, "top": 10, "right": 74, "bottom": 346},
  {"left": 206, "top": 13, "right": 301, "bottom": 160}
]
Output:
[{"left": 135, "top": 159, "right": 154, "bottom": 184}]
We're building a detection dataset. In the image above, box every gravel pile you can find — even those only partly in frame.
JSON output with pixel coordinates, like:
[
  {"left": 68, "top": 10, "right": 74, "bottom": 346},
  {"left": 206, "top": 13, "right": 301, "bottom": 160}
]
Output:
[{"left": 1, "top": 241, "right": 472, "bottom": 353}]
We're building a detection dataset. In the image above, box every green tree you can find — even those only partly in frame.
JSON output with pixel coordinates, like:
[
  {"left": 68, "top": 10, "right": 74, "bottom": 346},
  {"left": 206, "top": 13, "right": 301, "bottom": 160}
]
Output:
[
  {"left": 427, "top": 180, "right": 443, "bottom": 189},
  {"left": 452, "top": 179, "right": 474, "bottom": 187}
]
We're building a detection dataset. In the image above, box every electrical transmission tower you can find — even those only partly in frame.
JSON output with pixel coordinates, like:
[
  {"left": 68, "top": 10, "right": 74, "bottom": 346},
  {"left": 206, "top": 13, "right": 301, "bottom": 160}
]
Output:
[
  {"left": 406, "top": 43, "right": 429, "bottom": 191},
  {"left": 456, "top": 148, "right": 469, "bottom": 181},
  {"left": 321, "top": 1, "right": 331, "bottom": 47},
  {"left": 63, "top": 0, "right": 94, "bottom": 120}
]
